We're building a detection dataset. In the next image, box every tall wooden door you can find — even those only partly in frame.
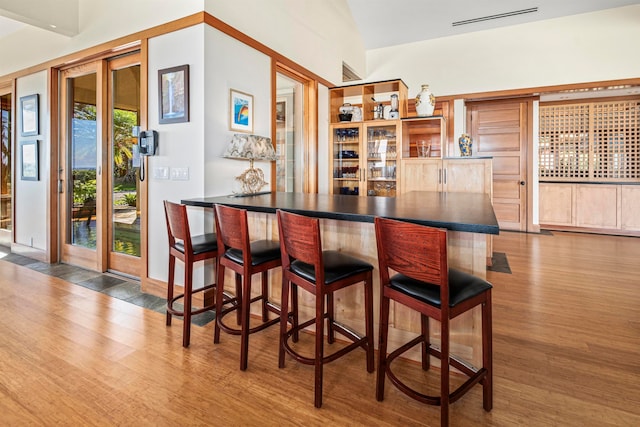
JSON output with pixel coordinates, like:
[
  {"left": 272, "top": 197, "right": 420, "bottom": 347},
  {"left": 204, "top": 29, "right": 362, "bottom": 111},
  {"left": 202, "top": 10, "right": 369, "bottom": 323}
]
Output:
[{"left": 467, "top": 99, "right": 531, "bottom": 231}]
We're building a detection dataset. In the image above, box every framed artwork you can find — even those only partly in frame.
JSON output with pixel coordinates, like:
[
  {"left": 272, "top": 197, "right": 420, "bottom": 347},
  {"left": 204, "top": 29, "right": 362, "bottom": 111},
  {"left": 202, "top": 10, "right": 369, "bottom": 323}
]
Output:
[
  {"left": 21, "top": 140, "right": 39, "bottom": 181},
  {"left": 20, "top": 94, "right": 39, "bottom": 136},
  {"left": 158, "top": 64, "right": 189, "bottom": 124},
  {"left": 276, "top": 100, "right": 286, "bottom": 123},
  {"left": 229, "top": 89, "right": 253, "bottom": 133}
]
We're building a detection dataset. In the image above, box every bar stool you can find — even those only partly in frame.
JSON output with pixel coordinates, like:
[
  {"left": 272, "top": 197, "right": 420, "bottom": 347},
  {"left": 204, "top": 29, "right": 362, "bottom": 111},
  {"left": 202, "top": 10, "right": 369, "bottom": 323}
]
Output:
[
  {"left": 213, "top": 204, "right": 283, "bottom": 371},
  {"left": 163, "top": 200, "right": 218, "bottom": 348},
  {"left": 276, "top": 209, "right": 374, "bottom": 408},
  {"left": 374, "top": 217, "right": 493, "bottom": 427}
]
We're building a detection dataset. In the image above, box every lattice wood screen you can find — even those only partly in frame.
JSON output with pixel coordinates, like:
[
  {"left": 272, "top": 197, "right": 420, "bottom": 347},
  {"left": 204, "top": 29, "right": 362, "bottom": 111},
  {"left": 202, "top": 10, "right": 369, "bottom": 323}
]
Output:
[{"left": 539, "top": 99, "right": 640, "bottom": 182}]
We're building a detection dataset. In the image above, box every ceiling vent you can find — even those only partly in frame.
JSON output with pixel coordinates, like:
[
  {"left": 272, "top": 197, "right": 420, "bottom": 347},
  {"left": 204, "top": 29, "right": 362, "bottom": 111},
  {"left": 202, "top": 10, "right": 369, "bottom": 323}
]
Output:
[
  {"left": 452, "top": 7, "right": 538, "bottom": 27},
  {"left": 342, "top": 62, "right": 361, "bottom": 83}
]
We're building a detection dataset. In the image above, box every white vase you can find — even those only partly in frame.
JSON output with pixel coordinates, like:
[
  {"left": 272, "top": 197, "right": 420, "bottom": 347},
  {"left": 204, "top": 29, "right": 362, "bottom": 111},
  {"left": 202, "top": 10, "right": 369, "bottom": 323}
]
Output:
[{"left": 415, "top": 84, "right": 435, "bottom": 117}]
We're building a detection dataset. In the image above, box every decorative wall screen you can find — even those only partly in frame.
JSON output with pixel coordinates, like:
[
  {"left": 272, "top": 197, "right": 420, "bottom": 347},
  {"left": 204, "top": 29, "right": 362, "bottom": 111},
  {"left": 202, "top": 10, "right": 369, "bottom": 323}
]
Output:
[{"left": 539, "top": 99, "right": 640, "bottom": 182}]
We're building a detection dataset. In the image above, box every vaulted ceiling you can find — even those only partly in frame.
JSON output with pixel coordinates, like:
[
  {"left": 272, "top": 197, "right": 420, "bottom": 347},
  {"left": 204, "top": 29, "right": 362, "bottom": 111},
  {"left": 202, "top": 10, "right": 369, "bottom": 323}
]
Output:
[{"left": 2, "top": 0, "right": 640, "bottom": 48}]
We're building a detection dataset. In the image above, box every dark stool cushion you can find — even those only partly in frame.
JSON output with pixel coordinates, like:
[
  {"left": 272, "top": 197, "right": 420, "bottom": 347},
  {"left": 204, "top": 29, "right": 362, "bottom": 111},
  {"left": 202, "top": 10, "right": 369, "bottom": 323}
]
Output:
[
  {"left": 291, "top": 250, "right": 373, "bottom": 285},
  {"left": 225, "top": 239, "right": 281, "bottom": 266},
  {"left": 174, "top": 233, "right": 217, "bottom": 255},
  {"left": 389, "top": 268, "right": 492, "bottom": 308}
]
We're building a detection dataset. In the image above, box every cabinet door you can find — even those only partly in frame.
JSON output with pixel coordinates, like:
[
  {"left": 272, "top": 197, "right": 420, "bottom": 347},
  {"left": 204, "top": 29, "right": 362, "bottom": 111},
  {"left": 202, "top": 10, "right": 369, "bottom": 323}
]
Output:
[
  {"left": 539, "top": 183, "right": 574, "bottom": 226},
  {"left": 443, "top": 159, "right": 492, "bottom": 195},
  {"left": 621, "top": 186, "right": 640, "bottom": 231},
  {"left": 330, "top": 124, "right": 364, "bottom": 196},
  {"left": 400, "top": 159, "right": 441, "bottom": 193},
  {"left": 576, "top": 184, "right": 618, "bottom": 229},
  {"left": 365, "top": 122, "right": 399, "bottom": 197}
]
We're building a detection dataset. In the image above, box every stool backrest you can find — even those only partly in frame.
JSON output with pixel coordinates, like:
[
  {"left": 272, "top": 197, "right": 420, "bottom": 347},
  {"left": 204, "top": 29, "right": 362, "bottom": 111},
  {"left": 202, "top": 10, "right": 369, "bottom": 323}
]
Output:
[
  {"left": 214, "top": 204, "right": 251, "bottom": 262},
  {"left": 164, "top": 200, "right": 192, "bottom": 252},
  {"left": 276, "top": 209, "right": 323, "bottom": 270},
  {"left": 374, "top": 217, "right": 449, "bottom": 301}
]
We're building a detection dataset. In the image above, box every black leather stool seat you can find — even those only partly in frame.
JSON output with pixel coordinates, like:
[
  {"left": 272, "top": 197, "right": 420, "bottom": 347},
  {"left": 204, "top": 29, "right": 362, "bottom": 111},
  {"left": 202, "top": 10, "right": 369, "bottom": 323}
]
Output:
[
  {"left": 389, "top": 269, "right": 492, "bottom": 308},
  {"left": 291, "top": 250, "right": 373, "bottom": 285},
  {"left": 174, "top": 233, "right": 218, "bottom": 255},
  {"left": 225, "top": 239, "right": 281, "bottom": 266}
]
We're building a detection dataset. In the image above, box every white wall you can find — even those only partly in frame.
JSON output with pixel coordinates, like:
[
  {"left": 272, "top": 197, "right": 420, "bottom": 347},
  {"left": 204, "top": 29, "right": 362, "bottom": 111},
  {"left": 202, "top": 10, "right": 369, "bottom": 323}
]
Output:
[
  {"left": 147, "top": 24, "right": 206, "bottom": 284},
  {"left": 15, "top": 71, "right": 48, "bottom": 250},
  {"left": 205, "top": 0, "right": 365, "bottom": 84},
  {"left": 0, "top": 0, "right": 205, "bottom": 77},
  {"left": 202, "top": 26, "right": 272, "bottom": 199},
  {"left": 364, "top": 5, "right": 640, "bottom": 99}
]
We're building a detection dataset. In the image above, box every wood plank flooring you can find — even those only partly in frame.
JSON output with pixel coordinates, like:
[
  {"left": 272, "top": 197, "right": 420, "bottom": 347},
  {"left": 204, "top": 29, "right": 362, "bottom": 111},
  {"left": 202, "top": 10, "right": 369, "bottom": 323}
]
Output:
[{"left": 0, "top": 230, "right": 639, "bottom": 426}]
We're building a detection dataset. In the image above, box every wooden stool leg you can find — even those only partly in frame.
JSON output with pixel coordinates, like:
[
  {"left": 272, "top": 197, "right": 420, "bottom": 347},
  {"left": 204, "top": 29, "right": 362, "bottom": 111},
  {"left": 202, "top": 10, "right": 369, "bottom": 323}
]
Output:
[
  {"left": 483, "top": 294, "right": 493, "bottom": 411},
  {"left": 235, "top": 272, "right": 242, "bottom": 326},
  {"left": 421, "top": 314, "right": 430, "bottom": 371},
  {"left": 314, "top": 290, "right": 325, "bottom": 408},
  {"left": 214, "top": 263, "right": 225, "bottom": 344},
  {"left": 364, "top": 274, "right": 374, "bottom": 373},
  {"left": 261, "top": 271, "right": 269, "bottom": 322},
  {"left": 376, "top": 291, "right": 390, "bottom": 401},
  {"left": 182, "top": 261, "right": 193, "bottom": 348},
  {"left": 278, "top": 278, "right": 290, "bottom": 369},
  {"left": 166, "top": 254, "right": 175, "bottom": 326},
  {"left": 240, "top": 273, "right": 252, "bottom": 371},
  {"left": 440, "top": 319, "right": 450, "bottom": 427},
  {"left": 327, "top": 293, "right": 335, "bottom": 344},
  {"left": 291, "top": 284, "right": 299, "bottom": 342}
]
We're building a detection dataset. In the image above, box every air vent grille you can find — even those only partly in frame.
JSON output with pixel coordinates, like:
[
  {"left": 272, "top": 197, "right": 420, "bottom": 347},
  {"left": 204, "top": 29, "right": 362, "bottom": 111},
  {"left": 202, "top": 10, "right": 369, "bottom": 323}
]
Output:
[
  {"left": 452, "top": 7, "right": 538, "bottom": 27},
  {"left": 342, "top": 62, "right": 361, "bottom": 82}
]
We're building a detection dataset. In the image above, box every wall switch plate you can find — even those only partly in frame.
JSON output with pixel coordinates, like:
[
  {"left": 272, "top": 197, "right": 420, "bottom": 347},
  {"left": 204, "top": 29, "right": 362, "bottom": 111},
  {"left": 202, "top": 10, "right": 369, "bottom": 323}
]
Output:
[
  {"left": 153, "top": 166, "right": 169, "bottom": 180},
  {"left": 171, "top": 167, "right": 189, "bottom": 181}
]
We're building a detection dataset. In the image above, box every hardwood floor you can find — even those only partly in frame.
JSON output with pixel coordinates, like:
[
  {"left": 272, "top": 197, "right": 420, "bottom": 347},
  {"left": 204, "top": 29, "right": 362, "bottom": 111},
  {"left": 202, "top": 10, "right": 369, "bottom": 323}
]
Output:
[{"left": 1, "top": 231, "right": 639, "bottom": 426}]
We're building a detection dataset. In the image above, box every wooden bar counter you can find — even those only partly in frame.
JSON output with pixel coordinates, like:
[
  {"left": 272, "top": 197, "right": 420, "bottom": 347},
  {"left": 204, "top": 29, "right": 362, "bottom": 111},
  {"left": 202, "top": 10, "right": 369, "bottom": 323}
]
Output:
[{"left": 183, "top": 191, "right": 498, "bottom": 367}]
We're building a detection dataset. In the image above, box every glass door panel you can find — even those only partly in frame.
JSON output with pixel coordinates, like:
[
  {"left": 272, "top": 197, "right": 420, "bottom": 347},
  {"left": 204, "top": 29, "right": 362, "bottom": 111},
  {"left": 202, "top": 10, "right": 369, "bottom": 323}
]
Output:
[
  {"left": 275, "top": 72, "right": 305, "bottom": 192},
  {"left": 365, "top": 123, "right": 398, "bottom": 197},
  {"left": 69, "top": 73, "right": 98, "bottom": 248},
  {"left": 332, "top": 124, "right": 362, "bottom": 196},
  {"left": 0, "top": 92, "right": 11, "bottom": 240},
  {"left": 110, "top": 64, "right": 140, "bottom": 257}
]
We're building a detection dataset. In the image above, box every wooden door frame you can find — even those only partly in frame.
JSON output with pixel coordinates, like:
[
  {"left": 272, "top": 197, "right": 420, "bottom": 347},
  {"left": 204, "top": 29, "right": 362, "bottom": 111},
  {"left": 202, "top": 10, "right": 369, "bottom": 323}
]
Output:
[{"left": 272, "top": 62, "right": 318, "bottom": 193}]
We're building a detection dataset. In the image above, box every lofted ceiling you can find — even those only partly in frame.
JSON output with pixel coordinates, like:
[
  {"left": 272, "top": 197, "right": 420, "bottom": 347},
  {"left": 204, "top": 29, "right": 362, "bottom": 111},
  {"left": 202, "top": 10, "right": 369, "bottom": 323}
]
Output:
[
  {"left": 2, "top": 1, "right": 640, "bottom": 47},
  {"left": 346, "top": 0, "right": 640, "bottom": 49}
]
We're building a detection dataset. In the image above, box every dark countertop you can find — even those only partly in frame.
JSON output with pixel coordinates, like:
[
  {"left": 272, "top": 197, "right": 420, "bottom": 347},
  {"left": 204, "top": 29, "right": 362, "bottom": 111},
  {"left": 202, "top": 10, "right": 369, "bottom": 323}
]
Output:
[{"left": 182, "top": 191, "right": 499, "bottom": 235}]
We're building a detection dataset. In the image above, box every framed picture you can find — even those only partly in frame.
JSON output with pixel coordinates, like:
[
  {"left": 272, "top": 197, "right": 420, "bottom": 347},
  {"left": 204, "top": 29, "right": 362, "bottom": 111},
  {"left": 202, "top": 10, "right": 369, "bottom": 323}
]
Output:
[
  {"left": 229, "top": 89, "right": 253, "bottom": 133},
  {"left": 20, "top": 94, "right": 39, "bottom": 136},
  {"left": 158, "top": 64, "right": 189, "bottom": 124},
  {"left": 21, "top": 140, "right": 39, "bottom": 181}
]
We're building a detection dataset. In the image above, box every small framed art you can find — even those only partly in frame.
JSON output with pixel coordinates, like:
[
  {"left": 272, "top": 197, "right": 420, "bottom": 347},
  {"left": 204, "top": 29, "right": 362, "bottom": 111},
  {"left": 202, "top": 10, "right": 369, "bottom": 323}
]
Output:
[
  {"left": 229, "top": 89, "right": 253, "bottom": 133},
  {"left": 20, "top": 94, "right": 39, "bottom": 136},
  {"left": 158, "top": 64, "right": 189, "bottom": 124},
  {"left": 21, "top": 140, "right": 39, "bottom": 181}
]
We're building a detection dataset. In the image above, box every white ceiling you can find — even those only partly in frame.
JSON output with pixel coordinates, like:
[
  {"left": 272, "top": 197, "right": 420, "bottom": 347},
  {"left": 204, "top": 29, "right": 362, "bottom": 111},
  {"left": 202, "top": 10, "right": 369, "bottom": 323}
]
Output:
[
  {"left": 2, "top": 1, "right": 640, "bottom": 47},
  {"left": 346, "top": 0, "right": 640, "bottom": 49}
]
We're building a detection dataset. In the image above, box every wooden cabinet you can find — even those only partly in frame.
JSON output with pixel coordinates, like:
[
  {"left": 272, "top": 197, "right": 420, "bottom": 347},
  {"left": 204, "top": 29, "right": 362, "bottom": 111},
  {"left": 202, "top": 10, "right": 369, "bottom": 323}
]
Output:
[
  {"left": 400, "top": 158, "right": 493, "bottom": 196},
  {"left": 539, "top": 183, "right": 640, "bottom": 235},
  {"left": 329, "top": 121, "right": 400, "bottom": 197},
  {"left": 329, "top": 79, "right": 407, "bottom": 197},
  {"left": 401, "top": 116, "right": 446, "bottom": 159}
]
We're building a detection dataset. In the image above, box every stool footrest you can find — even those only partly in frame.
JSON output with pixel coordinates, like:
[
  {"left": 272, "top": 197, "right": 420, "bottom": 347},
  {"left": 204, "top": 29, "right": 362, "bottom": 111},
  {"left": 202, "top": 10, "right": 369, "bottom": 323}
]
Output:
[
  {"left": 282, "top": 318, "right": 368, "bottom": 366},
  {"left": 166, "top": 283, "right": 217, "bottom": 317},
  {"left": 385, "top": 334, "right": 487, "bottom": 406}
]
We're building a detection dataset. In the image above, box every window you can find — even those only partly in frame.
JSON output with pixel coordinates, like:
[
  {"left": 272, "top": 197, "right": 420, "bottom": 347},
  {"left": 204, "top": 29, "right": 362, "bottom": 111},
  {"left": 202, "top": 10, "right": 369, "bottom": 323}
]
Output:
[{"left": 539, "top": 100, "right": 640, "bottom": 182}]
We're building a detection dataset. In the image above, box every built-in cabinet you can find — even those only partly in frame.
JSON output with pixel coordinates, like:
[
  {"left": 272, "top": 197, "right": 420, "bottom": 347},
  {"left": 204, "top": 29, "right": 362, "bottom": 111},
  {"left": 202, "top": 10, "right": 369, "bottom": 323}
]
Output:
[
  {"left": 539, "top": 183, "right": 640, "bottom": 235},
  {"left": 400, "top": 158, "right": 493, "bottom": 195},
  {"left": 329, "top": 80, "right": 407, "bottom": 197}
]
